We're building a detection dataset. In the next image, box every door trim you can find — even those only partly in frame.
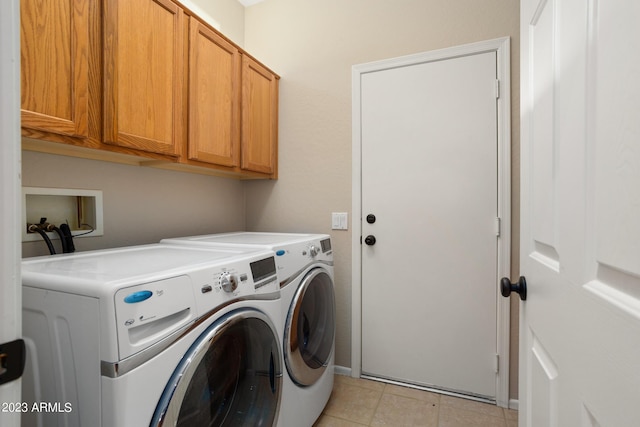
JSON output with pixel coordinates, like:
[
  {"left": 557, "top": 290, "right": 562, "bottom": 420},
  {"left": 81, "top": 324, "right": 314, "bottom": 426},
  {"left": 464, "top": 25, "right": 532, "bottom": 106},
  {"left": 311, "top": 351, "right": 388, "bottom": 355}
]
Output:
[
  {"left": 0, "top": 0, "right": 22, "bottom": 418},
  {"left": 351, "top": 37, "right": 512, "bottom": 407}
]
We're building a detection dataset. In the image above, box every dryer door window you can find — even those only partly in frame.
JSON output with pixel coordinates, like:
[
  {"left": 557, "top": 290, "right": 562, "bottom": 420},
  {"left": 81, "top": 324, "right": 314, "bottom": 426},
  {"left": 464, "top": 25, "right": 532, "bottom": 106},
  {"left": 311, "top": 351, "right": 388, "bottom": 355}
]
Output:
[
  {"left": 151, "top": 308, "right": 282, "bottom": 427},
  {"left": 284, "top": 268, "right": 336, "bottom": 386}
]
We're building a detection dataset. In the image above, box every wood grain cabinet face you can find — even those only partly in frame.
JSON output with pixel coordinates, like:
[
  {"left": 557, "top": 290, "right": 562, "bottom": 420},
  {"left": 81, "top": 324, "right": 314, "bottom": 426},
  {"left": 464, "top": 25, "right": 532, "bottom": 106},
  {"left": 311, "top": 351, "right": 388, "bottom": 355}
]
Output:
[
  {"left": 241, "top": 56, "right": 278, "bottom": 176},
  {"left": 103, "top": 0, "right": 184, "bottom": 157},
  {"left": 20, "top": 0, "right": 89, "bottom": 138},
  {"left": 188, "top": 20, "right": 241, "bottom": 167},
  {"left": 20, "top": 0, "right": 279, "bottom": 179}
]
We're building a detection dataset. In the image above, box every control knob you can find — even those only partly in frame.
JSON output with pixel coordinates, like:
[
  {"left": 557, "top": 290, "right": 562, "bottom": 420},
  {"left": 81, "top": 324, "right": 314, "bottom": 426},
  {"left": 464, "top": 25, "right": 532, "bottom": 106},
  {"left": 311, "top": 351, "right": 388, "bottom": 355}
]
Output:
[
  {"left": 308, "top": 245, "right": 319, "bottom": 257},
  {"left": 220, "top": 272, "right": 238, "bottom": 293}
]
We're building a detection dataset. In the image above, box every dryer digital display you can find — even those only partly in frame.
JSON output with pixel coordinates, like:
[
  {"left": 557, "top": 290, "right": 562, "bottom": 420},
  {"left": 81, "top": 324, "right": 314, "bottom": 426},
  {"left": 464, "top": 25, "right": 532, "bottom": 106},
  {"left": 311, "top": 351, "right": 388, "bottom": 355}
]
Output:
[
  {"left": 250, "top": 256, "right": 277, "bottom": 284},
  {"left": 320, "top": 238, "right": 331, "bottom": 253}
]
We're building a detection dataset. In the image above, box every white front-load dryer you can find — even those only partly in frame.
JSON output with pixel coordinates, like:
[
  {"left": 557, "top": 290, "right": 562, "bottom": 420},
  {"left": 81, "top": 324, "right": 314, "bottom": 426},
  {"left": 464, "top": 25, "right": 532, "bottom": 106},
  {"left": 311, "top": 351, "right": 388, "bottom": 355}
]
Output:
[
  {"left": 161, "top": 232, "right": 336, "bottom": 427},
  {"left": 21, "top": 243, "right": 282, "bottom": 427}
]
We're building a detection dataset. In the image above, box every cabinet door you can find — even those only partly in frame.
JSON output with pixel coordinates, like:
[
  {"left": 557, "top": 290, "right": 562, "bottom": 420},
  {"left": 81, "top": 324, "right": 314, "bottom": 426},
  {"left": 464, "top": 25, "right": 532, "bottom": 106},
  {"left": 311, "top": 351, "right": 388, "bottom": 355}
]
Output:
[
  {"left": 104, "top": 0, "right": 183, "bottom": 156},
  {"left": 188, "top": 20, "right": 240, "bottom": 167},
  {"left": 241, "top": 56, "right": 278, "bottom": 176},
  {"left": 21, "top": 0, "right": 89, "bottom": 138}
]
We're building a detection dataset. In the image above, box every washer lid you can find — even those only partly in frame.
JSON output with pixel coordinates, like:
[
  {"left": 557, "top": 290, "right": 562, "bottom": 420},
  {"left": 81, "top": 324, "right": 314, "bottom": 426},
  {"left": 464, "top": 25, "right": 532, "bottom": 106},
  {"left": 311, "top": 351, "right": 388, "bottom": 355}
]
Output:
[
  {"left": 21, "top": 244, "right": 271, "bottom": 294},
  {"left": 162, "top": 231, "right": 322, "bottom": 247}
]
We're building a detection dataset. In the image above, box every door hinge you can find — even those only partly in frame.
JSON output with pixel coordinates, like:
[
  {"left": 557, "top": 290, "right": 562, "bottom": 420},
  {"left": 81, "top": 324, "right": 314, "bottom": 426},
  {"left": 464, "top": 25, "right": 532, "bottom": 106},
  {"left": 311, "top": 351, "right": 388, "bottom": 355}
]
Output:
[
  {"left": 0, "top": 339, "right": 26, "bottom": 386},
  {"left": 494, "top": 217, "right": 501, "bottom": 237},
  {"left": 494, "top": 354, "right": 500, "bottom": 373},
  {"left": 495, "top": 80, "right": 500, "bottom": 99}
]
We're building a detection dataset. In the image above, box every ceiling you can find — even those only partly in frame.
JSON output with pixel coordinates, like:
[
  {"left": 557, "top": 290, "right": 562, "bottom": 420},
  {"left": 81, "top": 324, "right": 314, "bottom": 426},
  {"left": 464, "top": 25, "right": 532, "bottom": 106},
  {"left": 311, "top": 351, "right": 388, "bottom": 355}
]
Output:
[{"left": 237, "top": 0, "right": 265, "bottom": 6}]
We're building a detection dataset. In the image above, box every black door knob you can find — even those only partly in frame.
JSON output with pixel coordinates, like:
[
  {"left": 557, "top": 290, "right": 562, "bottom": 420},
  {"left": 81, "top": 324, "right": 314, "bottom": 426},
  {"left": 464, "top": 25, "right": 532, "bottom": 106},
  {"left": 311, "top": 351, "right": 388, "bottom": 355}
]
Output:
[
  {"left": 366, "top": 214, "right": 376, "bottom": 224},
  {"left": 364, "top": 235, "right": 376, "bottom": 246},
  {"left": 500, "top": 276, "right": 527, "bottom": 301}
]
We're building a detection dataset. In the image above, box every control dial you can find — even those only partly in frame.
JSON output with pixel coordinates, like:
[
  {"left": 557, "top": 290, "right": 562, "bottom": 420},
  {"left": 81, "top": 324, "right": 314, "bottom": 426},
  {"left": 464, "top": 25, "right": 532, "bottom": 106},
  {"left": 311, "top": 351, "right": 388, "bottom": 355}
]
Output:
[
  {"left": 220, "top": 272, "right": 238, "bottom": 293},
  {"left": 308, "top": 244, "right": 320, "bottom": 257}
]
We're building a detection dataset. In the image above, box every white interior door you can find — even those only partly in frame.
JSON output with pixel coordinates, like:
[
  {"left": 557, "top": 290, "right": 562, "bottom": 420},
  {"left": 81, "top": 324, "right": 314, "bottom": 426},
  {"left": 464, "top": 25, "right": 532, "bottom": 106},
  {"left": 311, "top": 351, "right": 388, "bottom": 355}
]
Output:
[
  {"left": 359, "top": 47, "right": 503, "bottom": 400},
  {"left": 520, "top": 0, "right": 640, "bottom": 425},
  {"left": 0, "top": 0, "right": 23, "bottom": 426}
]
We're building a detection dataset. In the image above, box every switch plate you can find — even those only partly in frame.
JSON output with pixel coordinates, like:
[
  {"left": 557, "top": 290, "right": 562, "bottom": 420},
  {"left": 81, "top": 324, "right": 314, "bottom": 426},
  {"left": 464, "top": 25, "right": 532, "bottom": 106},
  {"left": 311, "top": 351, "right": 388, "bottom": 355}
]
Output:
[{"left": 332, "top": 212, "right": 348, "bottom": 230}]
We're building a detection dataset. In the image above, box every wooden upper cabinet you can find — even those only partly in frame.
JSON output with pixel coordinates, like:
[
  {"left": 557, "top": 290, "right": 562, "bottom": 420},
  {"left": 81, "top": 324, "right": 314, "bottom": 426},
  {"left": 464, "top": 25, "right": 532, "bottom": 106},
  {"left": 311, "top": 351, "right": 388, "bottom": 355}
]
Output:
[
  {"left": 241, "top": 56, "right": 278, "bottom": 176},
  {"left": 20, "top": 0, "right": 90, "bottom": 138},
  {"left": 103, "top": 0, "right": 184, "bottom": 156},
  {"left": 187, "top": 19, "right": 241, "bottom": 167},
  {"left": 20, "top": 0, "right": 278, "bottom": 178}
]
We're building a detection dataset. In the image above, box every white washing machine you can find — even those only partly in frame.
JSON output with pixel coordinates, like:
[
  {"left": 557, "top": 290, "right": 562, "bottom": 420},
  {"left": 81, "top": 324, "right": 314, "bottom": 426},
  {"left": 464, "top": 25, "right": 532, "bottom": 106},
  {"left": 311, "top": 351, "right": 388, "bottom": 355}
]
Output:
[
  {"left": 21, "top": 243, "right": 283, "bottom": 427},
  {"left": 161, "top": 232, "right": 336, "bottom": 427}
]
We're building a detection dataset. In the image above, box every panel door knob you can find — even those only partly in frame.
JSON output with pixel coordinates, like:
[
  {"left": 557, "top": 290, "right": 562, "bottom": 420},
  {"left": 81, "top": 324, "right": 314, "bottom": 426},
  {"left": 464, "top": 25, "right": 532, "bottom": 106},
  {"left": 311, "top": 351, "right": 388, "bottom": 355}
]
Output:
[
  {"left": 364, "top": 235, "right": 376, "bottom": 246},
  {"left": 500, "top": 276, "right": 527, "bottom": 301}
]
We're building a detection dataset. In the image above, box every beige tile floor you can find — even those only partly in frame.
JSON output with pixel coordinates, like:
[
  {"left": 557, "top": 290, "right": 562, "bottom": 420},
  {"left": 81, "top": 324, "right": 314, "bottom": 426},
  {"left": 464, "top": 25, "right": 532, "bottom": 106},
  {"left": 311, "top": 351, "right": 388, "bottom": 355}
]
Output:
[{"left": 313, "top": 375, "right": 518, "bottom": 427}]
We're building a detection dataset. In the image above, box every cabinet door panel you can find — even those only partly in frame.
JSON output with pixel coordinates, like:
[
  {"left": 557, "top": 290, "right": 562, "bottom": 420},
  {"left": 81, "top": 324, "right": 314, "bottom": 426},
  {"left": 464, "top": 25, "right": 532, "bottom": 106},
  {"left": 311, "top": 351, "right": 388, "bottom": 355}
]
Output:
[
  {"left": 241, "top": 56, "right": 278, "bottom": 175},
  {"left": 188, "top": 21, "right": 240, "bottom": 167},
  {"left": 21, "top": 0, "right": 89, "bottom": 138},
  {"left": 104, "top": 0, "right": 183, "bottom": 156}
]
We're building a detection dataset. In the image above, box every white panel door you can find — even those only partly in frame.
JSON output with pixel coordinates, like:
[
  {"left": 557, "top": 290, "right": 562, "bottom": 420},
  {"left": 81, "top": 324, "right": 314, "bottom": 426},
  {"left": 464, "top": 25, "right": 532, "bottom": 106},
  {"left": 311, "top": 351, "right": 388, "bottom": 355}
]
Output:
[
  {"left": 520, "top": 0, "right": 640, "bottom": 425},
  {"left": 360, "top": 51, "right": 499, "bottom": 399}
]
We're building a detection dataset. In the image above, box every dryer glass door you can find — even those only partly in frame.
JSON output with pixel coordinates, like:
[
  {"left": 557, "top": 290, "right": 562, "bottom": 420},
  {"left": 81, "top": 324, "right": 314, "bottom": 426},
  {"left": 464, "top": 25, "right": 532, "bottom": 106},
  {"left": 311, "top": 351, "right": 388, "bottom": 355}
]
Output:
[
  {"left": 152, "top": 309, "right": 282, "bottom": 427},
  {"left": 284, "top": 268, "right": 336, "bottom": 386}
]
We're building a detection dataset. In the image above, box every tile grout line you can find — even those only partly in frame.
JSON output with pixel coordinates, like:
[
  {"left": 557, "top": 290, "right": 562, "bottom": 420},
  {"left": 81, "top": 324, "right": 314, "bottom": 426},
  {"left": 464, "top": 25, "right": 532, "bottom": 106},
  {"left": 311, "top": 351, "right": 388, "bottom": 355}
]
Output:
[
  {"left": 432, "top": 391, "right": 442, "bottom": 426},
  {"left": 365, "top": 382, "right": 387, "bottom": 426}
]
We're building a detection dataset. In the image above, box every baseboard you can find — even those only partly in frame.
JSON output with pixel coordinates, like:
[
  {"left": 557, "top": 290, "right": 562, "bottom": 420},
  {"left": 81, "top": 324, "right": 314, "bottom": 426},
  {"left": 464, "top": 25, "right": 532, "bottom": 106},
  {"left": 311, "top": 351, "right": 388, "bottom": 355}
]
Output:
[
  {"left": 509, "top": 399, "right": 519, "bottom": 410},
  {"left": 334, "top": 365, "right": 352, "bottom": 377}
]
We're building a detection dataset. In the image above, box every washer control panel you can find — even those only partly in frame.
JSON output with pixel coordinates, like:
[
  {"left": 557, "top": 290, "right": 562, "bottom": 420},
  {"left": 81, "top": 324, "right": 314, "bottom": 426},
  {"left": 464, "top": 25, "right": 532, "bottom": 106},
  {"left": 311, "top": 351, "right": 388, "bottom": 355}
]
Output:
[
  {"left": 199, "top": 268, "right": 246, "bottom": 297},
  {"left": 191, "top": 253, "right": 278, "bottom": 316}
]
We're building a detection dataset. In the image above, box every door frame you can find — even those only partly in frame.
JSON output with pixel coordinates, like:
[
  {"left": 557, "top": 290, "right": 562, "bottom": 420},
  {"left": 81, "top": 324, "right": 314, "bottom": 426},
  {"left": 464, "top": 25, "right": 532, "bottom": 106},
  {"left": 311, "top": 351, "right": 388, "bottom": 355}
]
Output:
[
  {"left": 0, "top": 0, "right": 23, "bottom": 424},
  {"left": 351, "top": 37, "right": 512, "bottom": 407}
]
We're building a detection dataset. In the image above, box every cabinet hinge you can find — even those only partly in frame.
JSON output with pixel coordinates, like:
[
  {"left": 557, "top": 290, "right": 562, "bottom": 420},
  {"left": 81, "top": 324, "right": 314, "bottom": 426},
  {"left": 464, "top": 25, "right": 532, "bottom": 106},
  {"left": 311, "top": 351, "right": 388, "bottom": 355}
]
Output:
[
  {"left": 495, "top": 79, "right": 500, "bottom": 99},
  {"left": 494, "top": 217, "right": 501, "bottom": 237}
]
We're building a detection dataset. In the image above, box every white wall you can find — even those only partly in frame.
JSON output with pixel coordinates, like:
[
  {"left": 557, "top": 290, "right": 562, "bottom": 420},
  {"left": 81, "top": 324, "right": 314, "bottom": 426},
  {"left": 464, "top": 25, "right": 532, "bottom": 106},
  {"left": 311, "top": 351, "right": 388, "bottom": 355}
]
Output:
[
  {"left": 180, "top": 0, "right": 245, "bottom": 46},
  {"left": 241, "top": 0, "right": 520, "bottom": 397}
]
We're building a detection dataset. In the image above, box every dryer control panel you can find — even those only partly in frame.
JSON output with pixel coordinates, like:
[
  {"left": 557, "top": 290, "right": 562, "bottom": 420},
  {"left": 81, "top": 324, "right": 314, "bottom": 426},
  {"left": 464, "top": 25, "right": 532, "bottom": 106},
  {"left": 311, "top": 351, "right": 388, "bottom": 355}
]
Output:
[{"left": 273, "top": 237, "right": 333, "bottom": 284}]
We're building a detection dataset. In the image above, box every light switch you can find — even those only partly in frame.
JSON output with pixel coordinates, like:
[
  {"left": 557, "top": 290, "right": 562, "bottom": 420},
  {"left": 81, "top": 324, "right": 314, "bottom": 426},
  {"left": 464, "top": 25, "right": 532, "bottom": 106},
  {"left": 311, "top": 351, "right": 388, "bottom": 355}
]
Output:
[{"left": 332, "top": 212, "right": 348, "bottom": 230}]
